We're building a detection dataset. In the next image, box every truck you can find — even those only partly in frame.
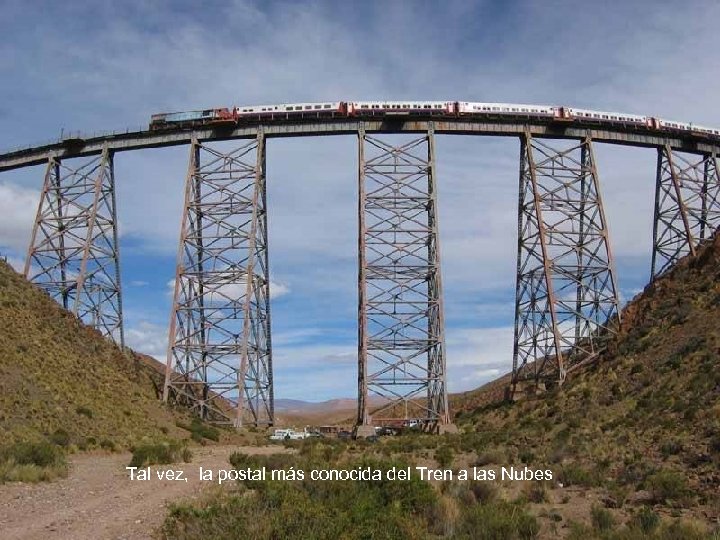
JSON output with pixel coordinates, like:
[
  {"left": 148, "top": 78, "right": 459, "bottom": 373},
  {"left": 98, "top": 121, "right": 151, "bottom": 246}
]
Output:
[{"left": 269, "top": 428, "right": 312, "bottom": 441}]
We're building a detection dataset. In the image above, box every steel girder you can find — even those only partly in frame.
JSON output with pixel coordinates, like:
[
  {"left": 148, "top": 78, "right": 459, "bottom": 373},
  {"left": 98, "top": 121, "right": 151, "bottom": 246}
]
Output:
[
  {"left": 163, "top": 136, "right": 273, "bottom": 427},
  {"left": 356, "top": 126, "right": 450, "bottom": 430},
  {"left": 24, "top": 147, "right": 124, "bottom": 346},
  {"left": 512, "top": 134, "right": 620, "bottom": 389},
  {"left": 651, "top": 146, "right": 720, "bottom": 278}
]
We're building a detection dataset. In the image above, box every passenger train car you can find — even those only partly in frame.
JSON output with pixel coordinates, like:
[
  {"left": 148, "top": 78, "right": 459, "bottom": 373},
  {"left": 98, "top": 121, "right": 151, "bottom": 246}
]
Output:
[
  {"left": 347, "top": 101, "right": 454, "bottom": 115},
  {"left": 148, "top": 101, "right": 720, "bottom": 138}
]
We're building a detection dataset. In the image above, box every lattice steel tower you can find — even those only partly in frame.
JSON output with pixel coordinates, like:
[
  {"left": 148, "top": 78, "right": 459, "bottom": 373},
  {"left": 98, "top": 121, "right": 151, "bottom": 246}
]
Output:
[
  {"left": 356, "top": 125, "right": 452, "bottom": 433},
  {"left": 652, "top": 147, "right": 720, "bottom": 278},
  {"left": 512, "top": 134, "right": 620, "bottom": 390},
  {"left": 163, "top": 136, "right": 273, "bottom": 427},
  {"left": 25, "top": 146, "right": 124, "bottom": 345}
]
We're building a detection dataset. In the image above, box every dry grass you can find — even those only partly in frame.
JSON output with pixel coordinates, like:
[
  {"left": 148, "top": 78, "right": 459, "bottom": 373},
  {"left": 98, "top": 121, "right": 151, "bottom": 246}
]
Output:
[{"left": 0, "top": 260, "right": 207, "bottom": 450}]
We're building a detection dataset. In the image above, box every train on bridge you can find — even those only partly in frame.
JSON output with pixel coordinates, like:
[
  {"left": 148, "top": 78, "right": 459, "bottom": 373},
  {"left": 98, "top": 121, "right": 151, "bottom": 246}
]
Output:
[{"left": 149, "top": 101, "right": 720, "bottom": 138}]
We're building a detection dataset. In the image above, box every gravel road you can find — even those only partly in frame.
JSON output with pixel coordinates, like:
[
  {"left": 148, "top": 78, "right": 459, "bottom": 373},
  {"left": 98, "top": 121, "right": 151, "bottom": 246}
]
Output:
[{"left": 0, "top": 445, "right": 289, "bottom": 539}]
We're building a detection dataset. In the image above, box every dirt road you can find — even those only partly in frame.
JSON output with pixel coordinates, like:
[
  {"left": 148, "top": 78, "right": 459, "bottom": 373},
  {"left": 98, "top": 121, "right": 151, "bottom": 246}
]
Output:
[{"left": 0, "top": 445, "right": 289, "bottom": 540}]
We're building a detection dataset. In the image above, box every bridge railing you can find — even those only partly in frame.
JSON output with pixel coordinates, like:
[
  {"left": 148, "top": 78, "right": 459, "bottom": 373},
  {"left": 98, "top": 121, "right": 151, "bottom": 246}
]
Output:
[{"left": 0, "top": 125, "right": 146, "bottom": 156}]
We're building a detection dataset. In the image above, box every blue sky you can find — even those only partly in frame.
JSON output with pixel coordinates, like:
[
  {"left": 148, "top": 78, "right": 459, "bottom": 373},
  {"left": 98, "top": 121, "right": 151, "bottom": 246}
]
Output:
[{"left": 1, "top": 0, "right": 719, "bottom": 400}]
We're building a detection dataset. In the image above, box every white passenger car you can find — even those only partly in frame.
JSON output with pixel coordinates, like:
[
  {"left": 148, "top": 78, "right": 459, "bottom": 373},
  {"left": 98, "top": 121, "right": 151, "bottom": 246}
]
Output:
[
  {"left": 235, "top": 102, "right": 344, "bottom": 116},
  {"left": 458, "top": 102, "right": 556, "bottom": 116},
  {"left": 347, "top": 101, "right": 454, "bottom": 114},
  {"left": 567, "top": 108, "right": 648, "bottom": 124}
]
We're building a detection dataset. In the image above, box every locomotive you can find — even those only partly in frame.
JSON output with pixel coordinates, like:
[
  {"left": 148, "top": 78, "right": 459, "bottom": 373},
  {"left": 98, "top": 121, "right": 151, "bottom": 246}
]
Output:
[{"left": 148, "top": 101, "right": 720, "bottom": 138}]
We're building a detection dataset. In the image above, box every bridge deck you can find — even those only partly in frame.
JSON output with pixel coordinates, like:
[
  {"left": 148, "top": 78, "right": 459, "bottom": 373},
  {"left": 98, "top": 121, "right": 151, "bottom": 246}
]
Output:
[{"left": 1, "top": 118, "right": 719, "bottom": 172}]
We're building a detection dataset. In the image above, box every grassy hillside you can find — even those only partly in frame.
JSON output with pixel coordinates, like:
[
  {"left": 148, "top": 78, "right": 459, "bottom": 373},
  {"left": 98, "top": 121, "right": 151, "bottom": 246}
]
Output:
[
  {"left": 451, "top": 231, "right": 720, "bottom": 533},
  {"left": 0, "top": 259, "right": 192, "bottom": 448}
]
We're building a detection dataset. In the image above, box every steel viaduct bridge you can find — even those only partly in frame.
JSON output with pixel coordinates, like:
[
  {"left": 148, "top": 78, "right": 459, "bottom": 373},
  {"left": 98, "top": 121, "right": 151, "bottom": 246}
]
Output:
[{"left": 1, "top": 112, "right": 719, "bottom": 434}]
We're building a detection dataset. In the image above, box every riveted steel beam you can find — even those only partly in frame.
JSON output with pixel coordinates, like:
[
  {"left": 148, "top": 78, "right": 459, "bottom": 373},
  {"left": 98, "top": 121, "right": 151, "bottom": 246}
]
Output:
[
  {"left": 356, "top": 125, "right": 452, "bottom": 432},
  {"left": 651, "top": 147, "right": 720, "bottom": 278},
  {"left": 512, "top": 134, "right": 620, "bottom": 392},
  {"left": 24, "top": 146, "right": 124, "bottom": 345},
  {"left": 163, "top": 136, "right": 273, "bottom": 427},
  {"left": 3, "top": 119, "right": 720, "bottom": 172}
]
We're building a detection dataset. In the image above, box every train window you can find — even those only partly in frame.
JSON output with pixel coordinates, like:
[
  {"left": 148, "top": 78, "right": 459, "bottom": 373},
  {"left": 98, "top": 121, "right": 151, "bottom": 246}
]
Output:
[
  {"left": 286, "top": 107, "right": 293, "bottom": 111},
  {"left": 314, "top": 105, "right": 321, "bottom": 109},
  {"left": 295, "top": 106, "right": 302, "bottom": 110},
  {"left": 324, "top": 104, "right": 331, "bottom": 108},
  {"left": 305, "top": 105, "right": 311, "bottom": 110}
]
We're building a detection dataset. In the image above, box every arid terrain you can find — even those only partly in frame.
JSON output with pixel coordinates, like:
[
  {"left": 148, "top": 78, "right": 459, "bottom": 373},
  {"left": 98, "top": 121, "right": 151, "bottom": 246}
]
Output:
[
  {"left": 0, "top": 445, "right": 290, "bottom": 540},
  {"left": 1, "top": 231, "right": 719, "bottom": 538}
]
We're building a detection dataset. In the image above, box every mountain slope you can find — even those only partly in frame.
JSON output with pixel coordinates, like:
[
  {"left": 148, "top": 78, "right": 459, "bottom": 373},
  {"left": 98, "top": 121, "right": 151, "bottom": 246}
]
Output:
[
  {"left": 0, "top": 260, "right": 189, "bottom": 447},
  {"left": 457, "top": 230, "right": 720, "bottom": 519}
]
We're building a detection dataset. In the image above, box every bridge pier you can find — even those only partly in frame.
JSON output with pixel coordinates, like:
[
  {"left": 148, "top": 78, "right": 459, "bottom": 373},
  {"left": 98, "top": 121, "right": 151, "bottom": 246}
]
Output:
[
  {"left": 356, "top": 124, "right": 453, "bottom": 433},
  {"left": 24, "top": 146, "right": 124, "bottom": 346},
  {"left": 512, "top": 134, "right": 620, "bottom": 390},
  {"left": 163, "top": 135, "right": 273, "bottom": 427},
  {"left": 651, "top": 147, "right": 720, "bottom": 278}
]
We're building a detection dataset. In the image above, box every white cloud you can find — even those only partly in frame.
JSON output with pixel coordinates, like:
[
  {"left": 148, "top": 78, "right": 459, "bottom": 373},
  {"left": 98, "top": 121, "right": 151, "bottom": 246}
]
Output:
[
  {"left": 124, "top": 320, "right": 168, "bottom": 361},
  {"left": 2, "top": 1, "right": 720, "bottom": 400},
  {"left": 165, "top": 276, "right": 290, "bottom": 300},
  {"left": 0, "top": 183, "right": 38, "bottom": 252}
]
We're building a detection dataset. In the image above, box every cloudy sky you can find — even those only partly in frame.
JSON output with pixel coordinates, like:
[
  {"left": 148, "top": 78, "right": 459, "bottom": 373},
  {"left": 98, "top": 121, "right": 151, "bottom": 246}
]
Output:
[{"left": 1, "top": 0, "right": 718, "bottom": 401}]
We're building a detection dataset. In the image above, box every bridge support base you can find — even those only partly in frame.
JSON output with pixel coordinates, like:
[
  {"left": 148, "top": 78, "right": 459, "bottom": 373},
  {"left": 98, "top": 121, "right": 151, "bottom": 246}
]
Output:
[{"left": 353, "top": 425, "right": 377, "bottom": 439}]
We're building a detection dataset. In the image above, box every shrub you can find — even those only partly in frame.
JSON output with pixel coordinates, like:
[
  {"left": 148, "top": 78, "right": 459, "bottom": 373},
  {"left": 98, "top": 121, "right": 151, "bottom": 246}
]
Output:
[
  {"left": 0, "top": 441, "right": 68, "bottom": 483},
  {"left": 129, "top": 439, "right": 192, "bottom": 467},
  {"left": 525, "top": 482, "right": 548, "bottom": 504},
  {"left": 435, "top": 445, "right": 454, "bottom": 468},
  {"left": 176, "top": 418, "right": 221, "bottom": 442},
  {"left": 475, "top": 448, "right": 505, "bottom": 466},
  {"left": 163, "top": 455, "right": 439, "bottom": 539},
  {"left": 189, "top": 418, "right": 220, "bottom": 442},
  {"left": 630, "top": 506, "right": 660, "bottom": 533},
  {"left": 100, "top": 439, "right": 117, "bottom": 452},
  {"left": 469, "top": 481, "right": 498, "bottom": 503},
  {"left": 75, "top": 406, "right": 93, "bottom": 418},
  {"left": 518, "top": 448, "right": 535, "bottom": 464},
  {"left": 558, "top": 463, "right": 602, "bottom": 487},
  {"left": 49, "top": 428, "right": 71, "bottom": 447},
  {"left": 646, "top": 469, "right": 690, "bottom": 504},
  {"left": 660, "top": 439, "right": 683, "bottom": 458},
  {"left": 590, "top": 505, "right": 615, "bottom": 532},
  {"left": 457, "top": 501, "right": 539, "bottom": 539}
]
